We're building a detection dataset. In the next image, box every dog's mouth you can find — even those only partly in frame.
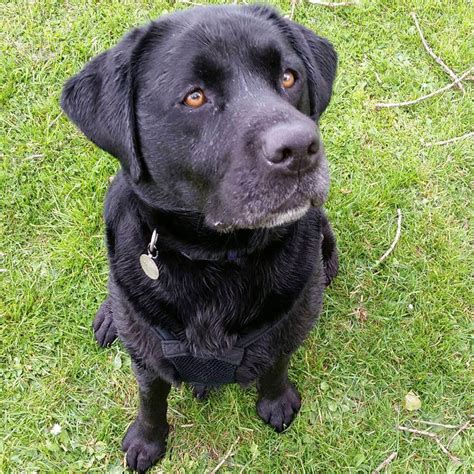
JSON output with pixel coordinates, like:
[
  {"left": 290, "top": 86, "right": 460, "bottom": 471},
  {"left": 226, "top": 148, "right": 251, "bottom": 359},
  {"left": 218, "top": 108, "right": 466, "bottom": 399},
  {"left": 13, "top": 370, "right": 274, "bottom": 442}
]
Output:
[
  {"left": 256, "top": 200, "right": 311, "bottom": 229},
  {"left": 210, "top": 198, "right": 312, "bottom": 232},
  {"left": 204, "top": 150, "right": 329, "bottom": 233}
]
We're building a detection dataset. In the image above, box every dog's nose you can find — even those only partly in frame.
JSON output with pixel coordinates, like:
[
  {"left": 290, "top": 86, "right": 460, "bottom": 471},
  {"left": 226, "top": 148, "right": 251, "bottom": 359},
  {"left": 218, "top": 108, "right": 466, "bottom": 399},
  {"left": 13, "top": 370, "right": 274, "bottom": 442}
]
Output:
[{"left": 262, "top": 123, "right": 320, "bottom": 173}]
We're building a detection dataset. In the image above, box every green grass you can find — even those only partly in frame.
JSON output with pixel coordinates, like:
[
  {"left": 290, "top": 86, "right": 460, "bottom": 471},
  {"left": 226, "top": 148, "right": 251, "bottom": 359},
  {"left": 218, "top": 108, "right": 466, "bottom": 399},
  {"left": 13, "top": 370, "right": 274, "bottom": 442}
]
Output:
[{"left": 1, "top": 0, "right": 473, "bottom": 472}]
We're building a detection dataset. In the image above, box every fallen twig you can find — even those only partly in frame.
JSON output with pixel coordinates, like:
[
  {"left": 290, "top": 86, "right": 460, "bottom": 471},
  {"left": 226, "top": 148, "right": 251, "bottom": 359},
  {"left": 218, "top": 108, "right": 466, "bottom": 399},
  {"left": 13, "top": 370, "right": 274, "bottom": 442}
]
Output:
[
  {"left": 372, "top": 451, "right": 397, "bottom": 473},
  {"left": 399, "top": 426, "right": 438, "bottom": 438},
  {"left": 398, "top": 426, "right": 461, "bottom": 464},
  {"left": 415, "top": 420, "right": 459, "bottom": 429},
  {"left": 179, "top": 0, "right": 203, "bottom": 6},
  {"left": 425, "top": 131, "right": 474, "bottom": 147},
  {"left": 434, "top": 438, "right": 461, "bottom": 464},
  {"left": 376, "top": 209, "right": 402, "bottom": 265},
  {"left": 447, "top": 419, "right": 471, "bottom": 448},
  {"left": 168, "top": 406, "right": 185, "bottom": 418},
  {"left": 48, "top": 112, "right": 62, "bottom": 129},
  {"left": 289, "top": 0, "right": 298, "bottom": 20},
  {"left": 411, "top": 12, "right": 464, "bottom": 92},
  {"left": 374, "top": 66, "right": 473, "bottom": 109},
  {"left": 210, "top": 436, "right": 240, "bottom": 474},
  {"left": 308, "top": 0, "right": 357, "bottom": 6}
]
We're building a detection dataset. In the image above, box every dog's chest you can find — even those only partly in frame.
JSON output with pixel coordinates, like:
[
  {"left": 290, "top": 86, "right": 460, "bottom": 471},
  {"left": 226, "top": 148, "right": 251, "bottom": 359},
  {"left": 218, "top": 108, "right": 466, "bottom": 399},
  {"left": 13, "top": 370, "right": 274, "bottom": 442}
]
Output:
[
  {"left": 158, "top": 259, "right": 267, "bottom": 326},
  {"left": 109, "top": 206, "right": 321, "bottom": 354},
  {"left": 115, "top": 243, "right": 310, "bottom": 332}
]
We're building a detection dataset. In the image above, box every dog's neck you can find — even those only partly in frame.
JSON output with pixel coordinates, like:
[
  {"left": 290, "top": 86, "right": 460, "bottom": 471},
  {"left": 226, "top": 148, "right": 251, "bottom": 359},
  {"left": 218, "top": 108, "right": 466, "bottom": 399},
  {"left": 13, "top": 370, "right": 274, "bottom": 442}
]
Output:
[{"left": 128, "top": 183, "right": 293, "bottom": 262}]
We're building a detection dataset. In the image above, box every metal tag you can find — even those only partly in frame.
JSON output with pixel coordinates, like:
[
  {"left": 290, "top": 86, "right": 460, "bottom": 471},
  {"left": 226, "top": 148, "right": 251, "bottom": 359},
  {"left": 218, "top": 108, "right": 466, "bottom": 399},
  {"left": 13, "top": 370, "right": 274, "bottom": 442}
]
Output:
[{"left": 140, "top": 254, "right": 160, "bottom": 280}]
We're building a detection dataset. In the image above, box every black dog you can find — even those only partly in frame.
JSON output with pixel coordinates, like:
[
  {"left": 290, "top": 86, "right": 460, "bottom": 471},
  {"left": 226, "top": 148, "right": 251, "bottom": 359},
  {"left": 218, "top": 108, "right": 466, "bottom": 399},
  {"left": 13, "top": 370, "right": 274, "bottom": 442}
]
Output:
[{"left": 62, "top": 5, "right": 338, "bottom": 472}]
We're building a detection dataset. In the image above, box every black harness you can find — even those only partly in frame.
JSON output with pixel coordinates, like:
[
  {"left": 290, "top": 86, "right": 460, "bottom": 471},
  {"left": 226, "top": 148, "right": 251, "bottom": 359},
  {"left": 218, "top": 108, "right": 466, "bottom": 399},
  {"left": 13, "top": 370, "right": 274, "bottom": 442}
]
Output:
[
  {"left": 152, "top": 320, "right": 280, "bottom": 385},
  {"left": 140, "top": 230, "right": 286, "bottom": 385}
]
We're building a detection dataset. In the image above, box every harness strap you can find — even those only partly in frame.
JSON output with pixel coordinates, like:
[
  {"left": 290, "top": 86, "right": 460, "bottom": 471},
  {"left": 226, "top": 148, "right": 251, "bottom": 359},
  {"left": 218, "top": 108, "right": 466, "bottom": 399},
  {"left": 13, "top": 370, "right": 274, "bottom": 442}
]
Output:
[
  {"left": 151, "top": 325, "right": 245, "bottom": 365},
  {"left": 151, "top": 315, "right": 283, "bottom": 354},
  {"left": 234, "top": 319, "right": 283, "bottom": 348},
  {"left": 150, "top": 316, "right": 287, "bottom": 385}
]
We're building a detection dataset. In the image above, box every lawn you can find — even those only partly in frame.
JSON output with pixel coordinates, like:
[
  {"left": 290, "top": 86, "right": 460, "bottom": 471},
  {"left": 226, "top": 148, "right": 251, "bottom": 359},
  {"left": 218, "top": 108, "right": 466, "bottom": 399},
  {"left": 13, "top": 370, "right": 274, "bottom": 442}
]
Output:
[{"left": 1, "top": 0, "right": 472, "bottom": 472}]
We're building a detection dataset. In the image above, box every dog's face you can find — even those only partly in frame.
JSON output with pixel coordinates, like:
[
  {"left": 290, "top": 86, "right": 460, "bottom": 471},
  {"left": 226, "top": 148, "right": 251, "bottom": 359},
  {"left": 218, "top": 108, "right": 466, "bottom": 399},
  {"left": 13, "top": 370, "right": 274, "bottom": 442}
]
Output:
[{"left": 62, "top": 6, "right": 337, "bottom": 232}]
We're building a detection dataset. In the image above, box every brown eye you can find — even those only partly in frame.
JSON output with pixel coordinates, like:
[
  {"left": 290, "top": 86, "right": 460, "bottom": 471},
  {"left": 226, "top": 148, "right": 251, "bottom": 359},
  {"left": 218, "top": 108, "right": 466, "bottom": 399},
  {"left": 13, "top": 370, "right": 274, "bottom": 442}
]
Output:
[
  {"left": 282, "top": 70, "right": 296, "bottom": 89},
  {"left": 184, "top": 89, "right": 206, "bottom": 108}
]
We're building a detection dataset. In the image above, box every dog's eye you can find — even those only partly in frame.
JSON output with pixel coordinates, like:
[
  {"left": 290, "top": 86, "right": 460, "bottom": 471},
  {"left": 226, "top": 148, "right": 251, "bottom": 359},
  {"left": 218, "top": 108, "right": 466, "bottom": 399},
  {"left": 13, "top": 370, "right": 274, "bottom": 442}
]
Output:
[
  {"left": 184, "top": 89, "right": 207, "bottom": 108},
  {"left": 282, "top": 70, "right": 296, "bottom": 89}
]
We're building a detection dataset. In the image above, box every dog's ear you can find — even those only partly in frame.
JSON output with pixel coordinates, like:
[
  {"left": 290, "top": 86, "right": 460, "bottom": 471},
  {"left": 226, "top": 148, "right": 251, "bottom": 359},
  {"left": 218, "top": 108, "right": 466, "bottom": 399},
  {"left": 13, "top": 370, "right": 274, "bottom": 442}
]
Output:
[
  {"left": 288, "top": 22, "right": 337, "bottom": 118},
  {"left": 61, "top": 26, "right": 152, "bottom": 182},
  {"left": 246, "top": 6, "right": 337, "bottom": 119}
]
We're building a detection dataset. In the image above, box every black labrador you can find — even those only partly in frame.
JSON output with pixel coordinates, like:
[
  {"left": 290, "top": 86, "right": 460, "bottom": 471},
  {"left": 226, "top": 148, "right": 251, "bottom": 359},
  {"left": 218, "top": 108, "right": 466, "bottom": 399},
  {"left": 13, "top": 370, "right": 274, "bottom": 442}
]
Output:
[{"left": 61, "top": 5, "right": 338, "bottom": 472}]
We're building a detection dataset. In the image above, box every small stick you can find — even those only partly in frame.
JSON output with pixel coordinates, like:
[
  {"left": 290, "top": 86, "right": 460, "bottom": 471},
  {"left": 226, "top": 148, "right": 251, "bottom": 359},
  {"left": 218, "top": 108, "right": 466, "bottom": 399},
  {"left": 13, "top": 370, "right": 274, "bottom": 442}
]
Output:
[
  {"left": 289, "top": 0, "right": 298, "bottom": 20},
  {"left": 179, "top": 0, "right": 203, "bottom": 6},
  {"left": 398, "top": 426, "right": 461, "bottom": 464},
  {"left": 372, "top": 451, "right": 397, "bottom": 473},
  {"left": 447, "top": 419, "right": 471, "bottom": 448},
  {"left": 434, "top": 438, "right": 462, "bottom": 464},
  {"left": 168, "top": 407, "right": 185, "bottom": 418},
  {"left": 48, "top": 112, "right": 62, "bottom": 129},
  {"left": 399, "top": 425, "right": 438, "bottom": 438},
  {"left": 210, "top": 436, "right": 241, "bottom": 474},
  {"left": 308, "top": 1, "right": 357, "bottom": 6},
  {"left": 415, "top": 420, "right": 459, "bottom": 429},
  {"left": 376, "top": 209, "right": 402, "bottom": 265},
  {"left": 410, "top": 12, "right": 464, "bottom": 92},
  {"left": 375, "top": 67, "right": 473, "bottom": 109},
  {"left": 425, "top": 131, "right": 474, "bottom": 147}
]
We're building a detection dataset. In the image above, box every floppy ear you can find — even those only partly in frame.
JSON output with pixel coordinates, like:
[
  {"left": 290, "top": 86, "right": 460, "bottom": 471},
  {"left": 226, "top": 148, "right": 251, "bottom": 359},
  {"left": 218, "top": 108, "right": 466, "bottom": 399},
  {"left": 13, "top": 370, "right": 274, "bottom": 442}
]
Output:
[
  {"left": 246, "top": 6, "right": 337, "bottom": 119},
  {"left": 61, "top": 26, "right": 151, "bottom": 182},
  {"left": 288, "top": 22, "right": 337, "bottom": 118}
]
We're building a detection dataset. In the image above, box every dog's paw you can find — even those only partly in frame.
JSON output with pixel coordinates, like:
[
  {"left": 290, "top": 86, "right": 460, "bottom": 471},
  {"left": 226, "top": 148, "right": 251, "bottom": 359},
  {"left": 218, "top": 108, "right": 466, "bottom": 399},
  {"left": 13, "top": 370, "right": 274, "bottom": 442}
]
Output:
[
  {"left": 256, "top": 383, "right": 301, "bottom": 433},
  {"left": 191, "top": 384, "right": 212, "bottom": 401},
  {"left": 122, "top": 420, "right": 168, "bottom": 473},
  {"left": 93, "top": 298, "right": 118, "bottom": 347},
  {"left": 324, "top": 249, "right": 339, "bottom": 287}
]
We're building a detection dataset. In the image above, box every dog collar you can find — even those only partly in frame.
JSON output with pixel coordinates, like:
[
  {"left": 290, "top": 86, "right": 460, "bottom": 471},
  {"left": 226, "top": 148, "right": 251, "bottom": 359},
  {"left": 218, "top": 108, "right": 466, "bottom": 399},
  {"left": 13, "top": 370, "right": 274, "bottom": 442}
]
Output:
[
  {"left": 140, "top": 229, "right": 245, "bottom": 279},
  {"left": 180, "top": 248, "right": 242, "bottom": 262}
]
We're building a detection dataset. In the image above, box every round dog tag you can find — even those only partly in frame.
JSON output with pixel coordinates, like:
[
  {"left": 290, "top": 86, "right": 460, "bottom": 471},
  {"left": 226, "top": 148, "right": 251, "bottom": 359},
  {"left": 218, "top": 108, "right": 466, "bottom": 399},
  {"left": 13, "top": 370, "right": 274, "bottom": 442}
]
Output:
[{"left": 139, "top": 254, "right": 160, "bottom": 280}]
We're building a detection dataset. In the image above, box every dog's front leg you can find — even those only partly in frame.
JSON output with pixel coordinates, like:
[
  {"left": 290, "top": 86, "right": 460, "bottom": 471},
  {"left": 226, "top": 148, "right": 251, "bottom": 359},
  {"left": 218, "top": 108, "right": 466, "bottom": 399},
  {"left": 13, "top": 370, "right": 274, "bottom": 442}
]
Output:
[
  {"left": 93, "top": 297, "right": 118, "bottom": 347},
  {"left": 321, "top": 211, "right": 338, "bottom": 286},
  {"left": 256, "top": 355, "right": 301, "bottom": 432},
  {"left": 122, "top": 371, "right": 171, "bottom": 472}
]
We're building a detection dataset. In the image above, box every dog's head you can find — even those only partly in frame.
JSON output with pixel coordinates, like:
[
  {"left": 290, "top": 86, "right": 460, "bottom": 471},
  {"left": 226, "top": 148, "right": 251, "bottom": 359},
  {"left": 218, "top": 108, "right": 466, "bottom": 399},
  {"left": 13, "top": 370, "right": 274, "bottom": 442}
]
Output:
[{"left": 62, "top": 5, "right": 337, "bottom": 232}]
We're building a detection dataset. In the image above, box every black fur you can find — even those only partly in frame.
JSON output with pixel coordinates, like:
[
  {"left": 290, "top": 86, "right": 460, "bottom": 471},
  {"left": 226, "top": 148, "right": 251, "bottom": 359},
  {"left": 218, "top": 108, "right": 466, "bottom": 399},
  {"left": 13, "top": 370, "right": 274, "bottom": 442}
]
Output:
[{"left": 62, "top": 5, "right": 338, "bottom": 472}]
